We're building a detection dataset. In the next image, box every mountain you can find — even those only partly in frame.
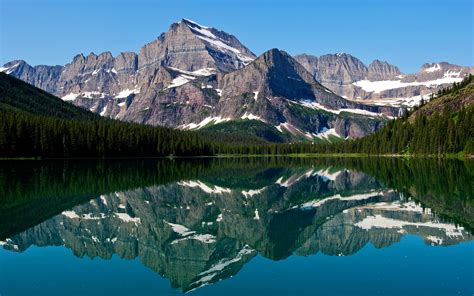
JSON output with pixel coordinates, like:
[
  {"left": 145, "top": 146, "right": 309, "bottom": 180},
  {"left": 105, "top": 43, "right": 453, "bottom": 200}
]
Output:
[
  {"left": 1, "top": 19, "right": 399, "bottom": 141},
  {"left": 294, "top": 54, "right": 472, "bottom": 107},
  {"left": 198, "top": 49, "right": 397, "bottom": 140}
]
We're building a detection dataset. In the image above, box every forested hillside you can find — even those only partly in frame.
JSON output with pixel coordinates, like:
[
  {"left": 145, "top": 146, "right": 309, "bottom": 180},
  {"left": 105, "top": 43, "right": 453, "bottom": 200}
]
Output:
[
  {"left": 0, "top": 73, "right": 97, "bottom": 119},
  {"left": 0, "top": 73, "right": 472, "bottom": 158},
  {"left": 0, "top": 73, "right": 213, "bottom": 157},
  {"left": 341, "top": 75, "right": 474, "bottom": 155}
]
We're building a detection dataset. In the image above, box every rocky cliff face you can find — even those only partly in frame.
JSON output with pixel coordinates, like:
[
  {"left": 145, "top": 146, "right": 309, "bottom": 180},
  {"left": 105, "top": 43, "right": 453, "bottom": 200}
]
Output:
[
  {"left": 367, "top": 59, "right": 401, "bottom": 81},
  {"left": 1, "top": 60, "right": 63, "bottom": 93},
  {"left": 209, "top": 49, "right": 396, "bottom": 139},
  {"left": 1, "top": 166, "right": 470, "bottom": 292},
  {"left": 294, "top": 54, "right": 471, "bottom": 107}
]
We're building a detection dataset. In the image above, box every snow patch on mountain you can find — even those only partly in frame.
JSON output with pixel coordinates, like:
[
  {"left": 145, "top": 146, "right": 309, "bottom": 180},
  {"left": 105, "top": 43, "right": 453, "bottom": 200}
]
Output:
[
  {"left": 253, "top": 209, "right": 260, "bottom": 220},
  {"left": 170, "top": 233, "right": 217, "bottom": 245},
  {"left": 294, "top": 190, "right": 384, "bottom": 210},
  {"left": 0, "top": 63, "right": 20, "bottom": 74},
  {"left": 179, "top": 116, "right": 232, "bottom": 129},
  {"left": 296, "top": 100, "right": 388, "bottom": 118},
  {"left": 275, "top": 122, "right": 343, "bottom": 141},
  {"left": 115, "top": 88, "right": 140, "bottom": 98},
  {"left": 178, "top": 180, "right": 232, "bottom": 194},
  {"left": 166, "top": 75, "right": 195, "bottom": 89},
  {"left": 164, "top": 220, "right": 195, "bottom": 236},
  {"left": 313, "top": 128, "right": 341, "bottom": 140},
  {"left": 253, "top": 91, "right": 259, "bottom": 101},
  {"left": 61, "top": 93, "right": 80, "bottom": 101},
  {"left": 241, "top": 187, "right": 267, "bottom": 198},
  {"left": 424, "top": 63, "right": 441, "bottom": 73},
  {"left": 363, "top": 94, "right": 432, "bottom": 108},
  {"left": 241, "top": 113, "right": 266, "bottom": 122},
  {"left": 275, "top": 122, "right": 302, "bottom": 134},
  {"left": 191, "top": 245, "right": 254, "bottom": 288},
  {"left": 313, "top": 168, "right": 342, "bottom": 181},
  {"left": 164, "top": 67, "right": 217, "bottom": 90},
  {"left": 114, "top": 213, "right": 141, "bottom": 224},
  {"left": 353, "top": 75, "right": 463, "bottom": 93},
  {"left": 99, "top": 105, "right": 107, "bottom": 116},
  {"left": 357, "top": 201, "right": 427, "bottom": 213},
  {"left": 167, "top": 66, "right": 217, "bottom": 77},
  {"left": 183, "top": 19, "right": 254, "bottom": 64},
  {"left": 355, "top": 215, "right": 465, "bottom": 238}
]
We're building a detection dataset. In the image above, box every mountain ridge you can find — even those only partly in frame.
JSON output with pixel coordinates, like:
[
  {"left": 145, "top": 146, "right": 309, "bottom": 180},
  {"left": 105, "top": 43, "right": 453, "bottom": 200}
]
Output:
[
  {"left": 2, "top": 18, "right": 469, "bottom": 142},
  {"left": 294, "top": 53, "right": 472, "bottom": 107}
]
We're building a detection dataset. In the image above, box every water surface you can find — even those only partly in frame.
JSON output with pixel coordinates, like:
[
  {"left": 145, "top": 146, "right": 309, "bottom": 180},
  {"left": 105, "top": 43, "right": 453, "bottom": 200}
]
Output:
[{"left": 0, "top": 157, "right": 473, "bottom": 295}]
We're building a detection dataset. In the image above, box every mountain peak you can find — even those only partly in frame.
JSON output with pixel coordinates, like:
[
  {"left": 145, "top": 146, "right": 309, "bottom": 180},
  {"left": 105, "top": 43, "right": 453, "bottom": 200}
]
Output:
[
  {"left": 256, "top": 48, "right": 293, "bottom": 66},
  {"left": 0, "top": 60, "right": 27, "bottom": 74},
  {"left": 176, "top": 18, "right": 256, "bottom": 68},
  {"left": 181, "top": 18, "right": 209, "bottom": 29},
  {"left": 220, "top": 47, "right": 326, "bottom": 104},
  {"left": 262, "top": 48, "right": 287, "bottom": 56}
]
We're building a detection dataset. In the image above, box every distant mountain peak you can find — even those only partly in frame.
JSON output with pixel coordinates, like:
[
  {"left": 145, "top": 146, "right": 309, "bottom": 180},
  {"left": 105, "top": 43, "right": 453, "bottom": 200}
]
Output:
[
  {"left": 177, "top": 18, "right": 255, "bottom": 67},
  {"left": 255, "top": 48, "right": 292, "bottom": 66},
  {"left": 0, "top": 60, "right": 25, "bottom": 74},
  {"left": 181, "top": 18, "right": 209, "bottom": 29}
]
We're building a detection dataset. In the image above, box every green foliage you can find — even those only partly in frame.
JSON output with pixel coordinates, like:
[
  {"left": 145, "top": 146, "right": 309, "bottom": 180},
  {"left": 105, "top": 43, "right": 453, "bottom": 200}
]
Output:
[
  {"left": 0, "top": 72, "right": 97, "bottom": 119},
  {"left": 436, "top": 74, "right": 473, "bottom": 96},
  {"left": 201, "top": 120, "right": 289, "bottom": 144},
  {"left": 0, "top": 111, "right": 213, "bottom": 157}
]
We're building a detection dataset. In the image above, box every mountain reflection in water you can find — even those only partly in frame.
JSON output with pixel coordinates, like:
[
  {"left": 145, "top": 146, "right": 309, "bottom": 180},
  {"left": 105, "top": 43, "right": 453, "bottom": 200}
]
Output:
[{"left": 0, "top": 157, "right": 472, "bottom": 293}]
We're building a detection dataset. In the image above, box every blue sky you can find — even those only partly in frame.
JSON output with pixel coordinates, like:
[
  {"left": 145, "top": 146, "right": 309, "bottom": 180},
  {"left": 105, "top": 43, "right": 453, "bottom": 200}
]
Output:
[{"left": 1, "top": 0, "right": 472, "bottom": 73}]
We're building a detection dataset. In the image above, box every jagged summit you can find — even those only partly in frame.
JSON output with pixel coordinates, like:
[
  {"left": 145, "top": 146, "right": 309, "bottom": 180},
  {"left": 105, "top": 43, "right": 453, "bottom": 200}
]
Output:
[
  {"left": 294, "top": 53, "right": 470, "bottom": 106},
  {"left": 179, "top": 18, "right": 256, "bottom": 67},
  {"left": 367, "top": 59, "right": 401, "bottom": 80}
]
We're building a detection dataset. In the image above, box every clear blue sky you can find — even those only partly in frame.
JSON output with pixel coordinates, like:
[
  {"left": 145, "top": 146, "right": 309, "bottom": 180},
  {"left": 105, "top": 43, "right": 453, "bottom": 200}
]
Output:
[{"left": 1, "top": 0, "right": 472, "bottom": 73}]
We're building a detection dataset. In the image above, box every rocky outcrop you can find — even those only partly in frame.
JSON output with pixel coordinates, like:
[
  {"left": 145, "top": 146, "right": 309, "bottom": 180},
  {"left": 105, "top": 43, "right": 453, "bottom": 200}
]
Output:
[
  {"left": 1, "top": 60, "right": 63, "bottom": 93},
  {"left": 367, "top": 60, "right": 401, "bottom": 81}
]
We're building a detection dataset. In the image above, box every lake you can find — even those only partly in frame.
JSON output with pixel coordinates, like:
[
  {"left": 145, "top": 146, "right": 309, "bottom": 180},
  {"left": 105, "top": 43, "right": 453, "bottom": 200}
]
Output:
[{"left": 0, "top": 157, "right": 473, "bottom": 295}]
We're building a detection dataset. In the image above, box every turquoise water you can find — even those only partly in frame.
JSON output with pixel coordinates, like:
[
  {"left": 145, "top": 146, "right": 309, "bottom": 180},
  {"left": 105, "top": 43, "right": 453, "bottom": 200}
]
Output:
[
  {"left": 1, "top": 236, "right": 472, "bottom": 295},
  {"left": 0, "top": 158, "right": 472, "bottom": 295}
]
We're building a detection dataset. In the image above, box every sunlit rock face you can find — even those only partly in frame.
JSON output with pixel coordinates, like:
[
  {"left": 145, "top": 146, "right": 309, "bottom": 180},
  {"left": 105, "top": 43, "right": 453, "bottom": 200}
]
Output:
[
  {"left": 1, "top": 19, "right": 403, "bottom": 141},
  {"left": 2, "top": 161, "right": 471, "bottom": 293},
  {"left": 294, "top": 54, "right": 472, "bottom": 108}
]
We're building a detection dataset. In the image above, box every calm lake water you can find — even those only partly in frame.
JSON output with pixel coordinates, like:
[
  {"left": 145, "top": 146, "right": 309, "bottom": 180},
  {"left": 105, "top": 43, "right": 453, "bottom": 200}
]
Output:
[{"left": 0, "top": 157, "right": 473, "bottom": 295}]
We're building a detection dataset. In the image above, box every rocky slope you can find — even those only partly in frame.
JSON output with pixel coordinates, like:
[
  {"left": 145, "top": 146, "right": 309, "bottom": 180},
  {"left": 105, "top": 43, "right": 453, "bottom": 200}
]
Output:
[
  {"left": 409, "top": 75, "right": 474, "bottom": 122},
  {"left": 176, "top": 49, "right": 397, "bottom": 140},
  {"left": 294, "top": 54, "right": 472, "bottom": 107},
  {"left": 1, "top": 19, "right": 400, "bottom": 141}
]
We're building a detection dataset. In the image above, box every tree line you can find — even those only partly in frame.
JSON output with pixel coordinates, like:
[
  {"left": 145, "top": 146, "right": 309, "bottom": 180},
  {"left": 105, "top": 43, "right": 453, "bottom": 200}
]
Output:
[
  {"left": 0, "top": 111, "right": 213, "bottom": 157},
  {"left": 0, "top": 75, "right": 472, "bottom": 158},
  {"left": 1, "top": 101, "right": 472, "bottom": 158}
]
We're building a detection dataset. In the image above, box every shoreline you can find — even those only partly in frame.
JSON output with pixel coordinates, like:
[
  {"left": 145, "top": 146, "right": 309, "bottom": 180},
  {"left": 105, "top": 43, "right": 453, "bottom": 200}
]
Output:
[{"left": 0, "top": 153, "right": 471, "bottom": 161}]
